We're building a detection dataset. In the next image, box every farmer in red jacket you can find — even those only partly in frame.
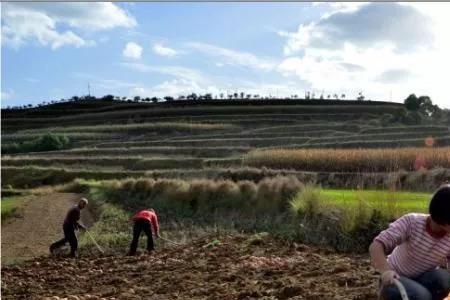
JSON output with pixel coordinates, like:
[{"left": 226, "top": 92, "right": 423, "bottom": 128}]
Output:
[{"left": 128, "top": 208, "right": 160, "bottom": 255}]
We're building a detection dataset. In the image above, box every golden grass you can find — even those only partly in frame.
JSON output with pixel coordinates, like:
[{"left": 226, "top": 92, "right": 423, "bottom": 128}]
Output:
[{"left": 243, "top": 147, "right": 450, "bottom": 172}]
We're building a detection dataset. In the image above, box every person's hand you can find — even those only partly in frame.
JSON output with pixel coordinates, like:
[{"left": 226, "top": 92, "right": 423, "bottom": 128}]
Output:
[
  {"left": 155, "top": 232, "right": 160, "bottom": 239},
  {"left": 381, "top": 270, "right": 400, "bottom": 285},
  {"left": 78, "top": 224, "right": 86, "bottom": 231}
]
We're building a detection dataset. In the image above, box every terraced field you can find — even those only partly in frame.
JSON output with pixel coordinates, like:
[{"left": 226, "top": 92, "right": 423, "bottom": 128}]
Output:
[
  {"left": 2, "top": 101, "right": 449, "bottom": 190},
  {"left": 3, "top": 100, "right": 450, "bottom": 300}
]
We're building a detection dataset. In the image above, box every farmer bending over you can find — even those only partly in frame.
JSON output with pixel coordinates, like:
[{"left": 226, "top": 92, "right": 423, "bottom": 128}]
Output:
[
  {"left": 50, "top": 197, "right": 88, "bottom": 258},
  {"left": 128, "top": 208, "right": 160, "bottom": 256},
  {"left": 369, "top": 184, "right": 450, "bottom": 300}
]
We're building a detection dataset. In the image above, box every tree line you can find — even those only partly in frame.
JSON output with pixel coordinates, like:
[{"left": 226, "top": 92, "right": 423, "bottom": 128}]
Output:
[{"left": 3, "top": 90, "right": 368, "bottom": 110}]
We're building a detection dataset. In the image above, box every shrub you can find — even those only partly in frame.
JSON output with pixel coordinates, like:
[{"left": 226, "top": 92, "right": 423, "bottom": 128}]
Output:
[
  {"left": 289, "top": 185, "right": 323, "bottom": 217},
  {"left": 402, "top": 111, "right": 422, "bottom": 125},
  {"left": 2, "top": 133, "right": 70, "bottom": 154},
  {"left": 98, "top": 176, "right": 304, "bottom": 219},
  {"left": 380, "top": 114, "right": 395, "bottom": 126}
]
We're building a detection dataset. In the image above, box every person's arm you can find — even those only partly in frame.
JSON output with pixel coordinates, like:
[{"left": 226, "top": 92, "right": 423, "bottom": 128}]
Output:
[
  {"left": 369, "top": 240, "right": 399, "bottom": 285},
  {"left": 151, "top": 214, "right": 160, "bottom": 238},
  {"left": 77, "top": 222, "right": 86, "bottom": 230},
  {"left": 130, "top": 211, "right": 138, "bottom": 222},
  {"left": 369, "top": 214, "right": 412, "bottom": 285}
]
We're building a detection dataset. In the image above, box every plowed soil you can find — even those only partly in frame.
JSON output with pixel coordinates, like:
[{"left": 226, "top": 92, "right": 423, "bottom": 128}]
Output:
[
  {"left": 1, "top": 234, "right": 379, "bottom": 300},
  {"left": 1, "top": 193, "right": 94, "bottom": 265}
]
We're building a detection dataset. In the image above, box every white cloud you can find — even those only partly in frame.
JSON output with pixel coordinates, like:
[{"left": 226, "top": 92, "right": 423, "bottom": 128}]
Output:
[
  {"left": 121, "top": 62, "right": 206, "bottom": 83},
  {"left": 123, "top": 42, "right": 142, "bottom": 60},
  {"left": 186, "top": 42, "right": 277, "bottom": 71},
  {"left": 152, "top": 43, "right": 178, "bottom": 57},
  {"left": 277, "top": 3, "right": 450, "bottom": 107},
  {"left": 280, "top": 3, "right": 433, "bottom": 55},
  {"left": 121, "top": 61, "right": 307, "bottom": 99},
  {"left": 129, "top": 79, "right": 308, "bottom": 100},
  {"left": 1, "top": 3, "right": 136, "bottom": 49},
  {"left": 4, "top": 3, "right": 136, "bottom": 31},
  {"left": 71, "top": 72, "right": 142, "bottom": 92},
  {"left": 2, "top": 9, "right": 88, "bottom": 49},
  {"left": 121, "top": 62, "right": 219, "bottom": 97},
  {"left": 375, "top": 69, "right": 414, "bottom": 84},
  {"left": 95, "top": 79, "right": 140, "bottom": 90},
  {"left": 130, "top": 80, "right": 210, "bottom": 98},
  {"left": 1, "top": 89, "right": 15, "bottom": 101},
  {"left": 311, "top": 2, "right": 369, "bottom": 14}
]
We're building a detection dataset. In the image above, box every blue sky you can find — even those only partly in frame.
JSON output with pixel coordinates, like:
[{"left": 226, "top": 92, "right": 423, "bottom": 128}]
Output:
[{"left": 2, "top": 2, "right": 450, "bottom": 108}]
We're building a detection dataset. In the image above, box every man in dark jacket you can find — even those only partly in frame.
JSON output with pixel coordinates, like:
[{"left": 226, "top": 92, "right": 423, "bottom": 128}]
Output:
[
  {"left": 50, "top": 198, "right": 88, "bottom": 257},
  {"left": 128, "top": 208, "right": 160, "bottom": 256}
]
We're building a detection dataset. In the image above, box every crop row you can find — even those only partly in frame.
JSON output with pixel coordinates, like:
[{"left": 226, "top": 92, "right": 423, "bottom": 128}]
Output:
[
  {"left": 18, "top": 121, "right": 236, "bottom": 135},
  {"left": 243, "top": 147, "right": 450, "bottom": 172},
  {"left": 304, "top": 131, "right": 449, "bottom": 146},
  {"left": 2, "top": 157, "right": 201, "bottom": 170},
  {"left": 8, "top": 146, "right": 252, "bottom": 158},
  {"left": 3, "top": 165, "right": 448, "bottom": 192},
  {"left": 92, "top": 133, "right": 449, "bottom": 149}
]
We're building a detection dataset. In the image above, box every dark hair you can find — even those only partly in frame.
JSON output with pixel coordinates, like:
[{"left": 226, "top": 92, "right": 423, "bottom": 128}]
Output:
[{"left": 429, "top": 185, "right": 450, "bottom": 225}]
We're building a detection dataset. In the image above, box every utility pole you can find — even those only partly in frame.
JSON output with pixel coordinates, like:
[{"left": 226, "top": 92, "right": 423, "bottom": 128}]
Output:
[{"left": 88, "top": 82, "right": 91, "bottom": 97}]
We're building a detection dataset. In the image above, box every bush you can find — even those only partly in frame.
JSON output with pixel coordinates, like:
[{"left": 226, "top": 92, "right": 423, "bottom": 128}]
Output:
[
  {"left": 380, "top": 114, "right": 395, "bottom": 126},
  {"left": 35, "top": 133, "right": 70, "bottom": 151},
  {"left": 2, "top": 133, "right": 70, "bottom": 154},
  {"left": 98, "top": 176, "right": 304, "bottom": 220},
  {"left": 402, "top": 111, "right": 422, "bottom": 125},
  {"left": 289, "top": 185, "right": 323, "bottom": 217}
]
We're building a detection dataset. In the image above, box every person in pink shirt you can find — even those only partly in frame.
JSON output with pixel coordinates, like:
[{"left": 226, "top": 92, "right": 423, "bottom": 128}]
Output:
[
  {"left": 128, "top": 208, "right": 160, "bottom": 256},
  {"left": 369, "top": 184, "right": 450, "bottom": 300}
]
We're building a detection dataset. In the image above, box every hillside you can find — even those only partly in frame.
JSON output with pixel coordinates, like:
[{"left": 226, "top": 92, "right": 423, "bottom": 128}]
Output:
[
  {"left": 2, "top": 99, "right": 449, "bottom": 300},
  {"left": 2, "top": 100, "right": 449, "bottom": 190}
]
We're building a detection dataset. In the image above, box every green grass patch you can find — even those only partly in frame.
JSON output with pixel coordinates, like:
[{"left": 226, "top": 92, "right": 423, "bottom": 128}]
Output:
[
  {"left": 320, "top": 188, "right": 429, "bottom": 215},
  {"left": 289, "top": 186, "right": 432, "bottom": 252},
  {"left": 1, "top": 196, "right": 27, "bottom": 221}
]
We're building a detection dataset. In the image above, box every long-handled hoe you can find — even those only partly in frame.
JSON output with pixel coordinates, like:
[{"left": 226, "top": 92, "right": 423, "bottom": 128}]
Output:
[
  {"left": 378, "top": 279, "right": 409, "bottom": 300},
  {"left": 85, "top": 229, "right": 105, "bottom": 254},
  {"left": 393, "top": 279, "right": 409, "bottom": 300},
  {"left": 158, "top": 236, "right": 181, "bottom": 246}
]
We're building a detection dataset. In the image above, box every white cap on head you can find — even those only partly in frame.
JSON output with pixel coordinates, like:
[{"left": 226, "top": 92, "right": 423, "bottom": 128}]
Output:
[{"left": 79, "top": 197, "right": 88, "bottom": 205}]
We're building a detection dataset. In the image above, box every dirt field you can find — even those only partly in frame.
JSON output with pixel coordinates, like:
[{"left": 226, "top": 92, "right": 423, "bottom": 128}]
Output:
[
  {"left": 1, "top": 193, "right": 94, "bottom": 264},
  {"left": 1, "top": 234, "right": 379, "bottom": 300}
]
